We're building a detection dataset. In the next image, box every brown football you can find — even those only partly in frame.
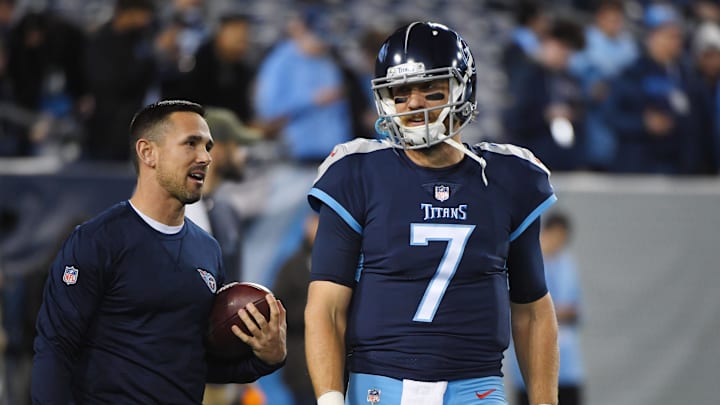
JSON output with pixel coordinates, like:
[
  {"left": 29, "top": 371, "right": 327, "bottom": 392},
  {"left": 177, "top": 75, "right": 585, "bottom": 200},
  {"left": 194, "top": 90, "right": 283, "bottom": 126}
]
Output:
[{"left": 206, "top": 282, "right": 272, "bottom": 359}]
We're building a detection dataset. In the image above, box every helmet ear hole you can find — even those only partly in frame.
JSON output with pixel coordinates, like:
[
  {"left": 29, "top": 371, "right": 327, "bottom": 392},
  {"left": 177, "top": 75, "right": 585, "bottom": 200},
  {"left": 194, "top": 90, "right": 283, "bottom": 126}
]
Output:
[{"left": 374, "top": 117, "right": 392, "bottom": 138}]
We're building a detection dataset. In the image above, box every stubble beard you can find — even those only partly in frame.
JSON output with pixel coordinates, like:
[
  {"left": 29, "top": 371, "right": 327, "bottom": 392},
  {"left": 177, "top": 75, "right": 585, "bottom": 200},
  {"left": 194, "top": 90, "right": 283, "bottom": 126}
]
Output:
[{"left": 156, "top": 167, "right": 202, "bottom": 205}]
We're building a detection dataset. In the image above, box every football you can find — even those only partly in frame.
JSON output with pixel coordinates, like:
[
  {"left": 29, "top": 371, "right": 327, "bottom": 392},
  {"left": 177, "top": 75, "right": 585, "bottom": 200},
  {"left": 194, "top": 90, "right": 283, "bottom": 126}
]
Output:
[{"left": 206, "top": 281, "right": 273, "bottom": 359}]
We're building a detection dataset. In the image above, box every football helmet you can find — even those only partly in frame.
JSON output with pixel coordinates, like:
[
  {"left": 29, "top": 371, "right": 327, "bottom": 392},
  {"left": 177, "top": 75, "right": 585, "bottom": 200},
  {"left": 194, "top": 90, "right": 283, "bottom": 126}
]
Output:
[{"left": 372, "top": 22, "right": 477, "bottom": 149}]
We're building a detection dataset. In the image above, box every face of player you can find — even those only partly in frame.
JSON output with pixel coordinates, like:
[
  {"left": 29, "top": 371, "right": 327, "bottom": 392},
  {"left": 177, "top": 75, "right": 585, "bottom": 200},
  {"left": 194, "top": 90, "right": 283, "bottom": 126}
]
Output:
[
  {"left": 154, "top": 112, "right": 213, "bottom": 205},
  {"left": 391, "top": 79, "right": 450, "bottom": 127}
]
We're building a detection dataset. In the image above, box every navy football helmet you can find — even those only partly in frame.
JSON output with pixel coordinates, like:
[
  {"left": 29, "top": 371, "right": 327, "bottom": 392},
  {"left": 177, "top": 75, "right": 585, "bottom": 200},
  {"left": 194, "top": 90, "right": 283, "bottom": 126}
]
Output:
[{"left": 372, "top": 22, "right": 477, "bottom": 149}]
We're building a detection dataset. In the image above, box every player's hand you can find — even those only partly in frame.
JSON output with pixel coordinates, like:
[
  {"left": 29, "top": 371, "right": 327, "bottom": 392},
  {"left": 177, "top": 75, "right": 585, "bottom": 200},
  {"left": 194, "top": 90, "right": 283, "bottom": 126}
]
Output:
[
  {"left": 643, "top": 108, "right": 674, "bottom": 136},
  {"left": 231, "top": 294, "right": 287, "bottom": 365}
]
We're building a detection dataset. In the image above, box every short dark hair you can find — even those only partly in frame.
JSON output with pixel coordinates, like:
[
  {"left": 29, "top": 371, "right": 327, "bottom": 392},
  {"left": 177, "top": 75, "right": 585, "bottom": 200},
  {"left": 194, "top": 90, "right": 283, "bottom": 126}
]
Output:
[
  {"left": 543, "top": 211, "right": 572, "bottom": 233},
  {"left": 514, "top": 0, "right": 543, "bottom": 26},
  {"left": 548, "top": 18, "right": 586, "bottom": 50},
  {"left": 115, "top": 0, "right": 155, "bottom": 13},
  {"left": 129, "top": 99, "right": 204, "bottom": 171},
  {"left": 595, "top": 0, "right": 624, "bottom": 14},
  {"left": 218, "top": 13, "right": 252, "bottom": 27}
]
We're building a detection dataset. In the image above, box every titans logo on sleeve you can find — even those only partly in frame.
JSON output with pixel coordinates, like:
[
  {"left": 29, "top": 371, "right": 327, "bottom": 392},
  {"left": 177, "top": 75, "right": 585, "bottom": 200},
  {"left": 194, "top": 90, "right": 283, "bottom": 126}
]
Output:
[{"left": 309, "top": 139, "right": 556, "bottom": 382}]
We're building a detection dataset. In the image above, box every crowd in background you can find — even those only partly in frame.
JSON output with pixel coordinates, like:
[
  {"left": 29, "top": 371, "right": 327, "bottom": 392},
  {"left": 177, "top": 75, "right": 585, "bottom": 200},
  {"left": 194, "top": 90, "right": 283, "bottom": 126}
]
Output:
[
  {"left": 0, "top": 0, "right": 719, "bottom": 174},
  {"left": 1, "top": 0, "right": 720, "bottom": 404}
]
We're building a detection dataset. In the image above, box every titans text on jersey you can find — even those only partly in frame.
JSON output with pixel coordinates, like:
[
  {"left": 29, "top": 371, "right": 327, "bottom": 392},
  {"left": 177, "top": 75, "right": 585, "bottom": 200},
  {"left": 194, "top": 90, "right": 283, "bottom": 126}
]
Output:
[{"left": 420, "top": 203, "right": 468, "bottom": 220}]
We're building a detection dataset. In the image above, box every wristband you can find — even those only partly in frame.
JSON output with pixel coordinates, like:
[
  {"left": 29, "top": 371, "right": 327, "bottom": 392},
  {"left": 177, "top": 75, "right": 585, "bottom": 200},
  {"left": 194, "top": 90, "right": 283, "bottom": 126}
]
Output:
[{"left": 317, "top": 390, "right": 344, "bottom": 405}]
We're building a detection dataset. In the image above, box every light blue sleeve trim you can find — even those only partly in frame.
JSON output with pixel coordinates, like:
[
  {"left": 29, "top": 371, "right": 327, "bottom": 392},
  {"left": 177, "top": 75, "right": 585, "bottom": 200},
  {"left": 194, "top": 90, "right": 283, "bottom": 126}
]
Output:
[
  {"left": 509, "top": 194, "right": 558, "bottom": 242},
  {"left": 308, "top": 187, "right": 363, "bottom": 234}
]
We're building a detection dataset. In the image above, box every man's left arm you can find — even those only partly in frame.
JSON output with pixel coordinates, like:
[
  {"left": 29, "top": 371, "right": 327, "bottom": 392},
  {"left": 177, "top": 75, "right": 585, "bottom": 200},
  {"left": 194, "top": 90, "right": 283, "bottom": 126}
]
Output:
[
  {"left": 511, "top": 293, "right": 559, "bottom": 405},
  {"left": 507, "top": 218, "right": 559, "bottom": 405}
]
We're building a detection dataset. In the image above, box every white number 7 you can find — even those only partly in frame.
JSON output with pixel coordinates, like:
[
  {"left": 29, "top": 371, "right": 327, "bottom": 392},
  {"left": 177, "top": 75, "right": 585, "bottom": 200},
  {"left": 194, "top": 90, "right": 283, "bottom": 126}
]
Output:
[{"left": 410, "top": 223, "right": 475, "bottom": 322}]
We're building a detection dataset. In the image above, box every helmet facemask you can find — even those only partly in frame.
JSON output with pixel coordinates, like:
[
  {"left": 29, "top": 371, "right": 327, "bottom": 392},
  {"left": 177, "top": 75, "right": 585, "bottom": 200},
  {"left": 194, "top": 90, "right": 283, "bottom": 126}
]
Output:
[{"left": 372, "top": 66, "right": 476, "bottom": 149}]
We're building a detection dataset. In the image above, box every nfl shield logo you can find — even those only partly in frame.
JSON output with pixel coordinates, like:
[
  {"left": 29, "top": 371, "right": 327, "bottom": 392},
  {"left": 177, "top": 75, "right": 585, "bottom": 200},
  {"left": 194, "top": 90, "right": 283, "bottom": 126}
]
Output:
[
  {"left": 197, "top": 269, "right": 217, "bottom": 293},
  {"left": 62, "top": 266, "right": 78, "bottom": 285},
  {"left": 434, "top": 185, "right": 450, "bottom": 202},
  {"left": 367, "top": 388, "right": 381, "bottom": 404}
]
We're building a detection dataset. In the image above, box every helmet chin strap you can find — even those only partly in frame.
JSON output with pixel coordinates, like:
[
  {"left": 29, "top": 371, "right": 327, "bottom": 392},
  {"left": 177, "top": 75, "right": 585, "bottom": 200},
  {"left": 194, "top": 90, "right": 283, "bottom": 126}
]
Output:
[
  {"left": 438, "top": 135, "right": 489, "bottom": 187},
  {"left": 395, "top": 108, "right": 488, "bottom": 187},
  {"left": 392, "top": 122, "right": 489, "bottom": 187}
]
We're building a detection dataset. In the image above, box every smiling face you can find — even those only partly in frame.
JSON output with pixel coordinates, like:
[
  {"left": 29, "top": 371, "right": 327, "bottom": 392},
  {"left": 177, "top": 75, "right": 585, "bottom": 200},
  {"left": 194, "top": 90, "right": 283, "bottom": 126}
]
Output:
[
  {"left": 391, "top": 79, "right": 450, "bottom": 127},
  {"left": 152, "top": 111, "right": 213, "bottom": 205}
]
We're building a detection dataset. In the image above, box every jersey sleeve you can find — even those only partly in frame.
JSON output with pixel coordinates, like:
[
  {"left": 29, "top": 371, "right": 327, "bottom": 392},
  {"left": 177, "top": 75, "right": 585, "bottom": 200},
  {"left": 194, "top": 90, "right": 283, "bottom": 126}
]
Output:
[
  {"left": 310, "top": 204, "right": 363, "bottom": 287},
  {"left": 506, "top": 218, "right": 548, "bottom": 303},
  {"left": 474, "top": 142, "right": 557, "bottom": 241},
  {"left": 508, "top": 153, "right": 557, "bottom": 242},
  {"left": 307, "top": 140, "right": 369, "bottom": 234},
  {"left": 31, "top": 225, "right": 107, "bottom": 403},
  {"left": 307, "top": 140, "right": 376, "bottom": 287}
]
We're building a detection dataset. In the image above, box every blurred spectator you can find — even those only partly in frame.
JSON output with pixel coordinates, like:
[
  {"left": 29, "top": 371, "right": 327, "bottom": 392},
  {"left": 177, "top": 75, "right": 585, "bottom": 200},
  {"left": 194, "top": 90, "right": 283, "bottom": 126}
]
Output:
[
  {"left": 173, "top": 14, "right": 257, "bottom": 125},
  {"left": 154, "top": 0, "right": 210, "bottom": 101},
  {"left": 0, "top": 0, "right": 15, "bottom": 38},
  {"left": 343, "top": 27, "right": 389, "bottom": 139},
  {"left": 82, "top": 0, "right": 156, "bottom": 161},
  {"left": 603, "top": 3, "right": 695, "bottom": 173},
  {"left": 6, "top": 11, "right": 87, "bottom": 156},
  {"left": 503, "top": 18, "right": 586, "bottom": 171},
  {"left": 0, "top": 32, "right": 25, "bottom": 157},
  {"left": 254, "top": 6, "right": 351, "bottom": 163},
  {"left": 509, "top": 211, "right": 585, "bottom": 405},
  {"left": 688, "top": 0, "right": 720, "bottom": 25},
  {"left": 687, "top": 22, "right": 720, "bottom": 174},
  {"left": 570, "top": 0, "right": 639, "bottom": 170},
  {"left": 271, "top": 213, "right": 318, "bottom": 405},
  {"left": 501, "top": 0, "right": 550, "bottom": 83},
  {"left": 326, "top": 26, "right": 389, "bottom": 140}
]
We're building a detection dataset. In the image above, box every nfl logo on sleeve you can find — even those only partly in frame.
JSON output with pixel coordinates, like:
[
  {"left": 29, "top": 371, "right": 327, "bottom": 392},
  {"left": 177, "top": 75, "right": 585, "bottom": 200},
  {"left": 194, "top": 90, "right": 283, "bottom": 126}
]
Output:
[{"left": 63, "top": 266, "right": 79, "bottom": 285}]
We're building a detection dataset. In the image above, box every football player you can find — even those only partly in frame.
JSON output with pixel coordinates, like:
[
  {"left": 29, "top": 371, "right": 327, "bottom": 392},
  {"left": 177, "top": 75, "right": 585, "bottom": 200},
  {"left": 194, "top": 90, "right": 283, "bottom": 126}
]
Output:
[{"left": 305, "top": 22, "right": 559, "bottom": 405}]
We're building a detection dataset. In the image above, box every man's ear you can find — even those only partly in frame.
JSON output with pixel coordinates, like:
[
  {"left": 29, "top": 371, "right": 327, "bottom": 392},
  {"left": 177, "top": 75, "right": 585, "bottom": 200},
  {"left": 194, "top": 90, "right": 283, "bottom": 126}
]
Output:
[{"left": 136, "top": 139, "right": 156, "bottom": 168}]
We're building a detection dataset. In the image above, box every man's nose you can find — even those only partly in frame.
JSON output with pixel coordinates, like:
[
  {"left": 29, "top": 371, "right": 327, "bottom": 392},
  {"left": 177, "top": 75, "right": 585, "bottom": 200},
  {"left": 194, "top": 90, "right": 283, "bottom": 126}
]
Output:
[
  {"left": 198, "top": 148, "right": 212, "bottom": 165},
  {"left": 406, "top": 89, "right": 426, "bottom": 109}
]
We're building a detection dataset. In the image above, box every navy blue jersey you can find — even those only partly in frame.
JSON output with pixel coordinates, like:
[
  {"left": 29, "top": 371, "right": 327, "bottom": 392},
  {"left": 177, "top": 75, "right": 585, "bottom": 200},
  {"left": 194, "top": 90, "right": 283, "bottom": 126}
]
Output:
[
  {"left": 308, "top": 139, "right": 556, "bottom": 381},
  {"left": 32, "top": 201, "right": 278, "bottom": 404}
]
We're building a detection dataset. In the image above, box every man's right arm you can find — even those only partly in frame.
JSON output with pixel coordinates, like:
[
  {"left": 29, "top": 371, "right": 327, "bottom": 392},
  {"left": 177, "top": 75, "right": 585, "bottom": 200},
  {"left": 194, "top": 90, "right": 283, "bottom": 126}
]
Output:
[
  {"left": 31, "top": 228, "right": 104, "bottom": 403},
  {"left": 304, "top": 204, "right": 361, "bottom": 404},
  {"left": 304, "top": 280, "right": 352, "bottom": 403}
]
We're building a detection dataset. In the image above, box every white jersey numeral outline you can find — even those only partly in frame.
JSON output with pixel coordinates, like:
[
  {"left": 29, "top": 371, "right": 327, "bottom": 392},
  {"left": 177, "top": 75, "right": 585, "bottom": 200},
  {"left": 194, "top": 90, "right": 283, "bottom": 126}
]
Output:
[{"left": 410, "top": 223, "right": 475, "bottom": 322}]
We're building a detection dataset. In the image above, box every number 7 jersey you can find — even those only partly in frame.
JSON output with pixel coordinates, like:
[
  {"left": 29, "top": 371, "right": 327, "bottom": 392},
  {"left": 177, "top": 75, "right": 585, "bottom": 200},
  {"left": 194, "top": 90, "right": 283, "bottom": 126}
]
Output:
[{"left": 308, "top": 138, "right": 557, "bottom": 381}]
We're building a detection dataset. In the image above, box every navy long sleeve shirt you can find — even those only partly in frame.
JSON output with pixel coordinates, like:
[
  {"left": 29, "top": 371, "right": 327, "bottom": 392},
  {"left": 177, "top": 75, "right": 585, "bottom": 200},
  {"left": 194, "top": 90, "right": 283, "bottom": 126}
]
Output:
[{"left": 32, "top": 201, "right": 281, "bottom": 404}]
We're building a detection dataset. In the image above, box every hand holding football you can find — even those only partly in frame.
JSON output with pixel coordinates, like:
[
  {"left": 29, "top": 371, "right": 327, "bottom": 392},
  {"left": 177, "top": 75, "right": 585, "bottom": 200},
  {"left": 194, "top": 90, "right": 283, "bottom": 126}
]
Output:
[{"left": 206, "top": 282, "right": 273, "bottom": 359}]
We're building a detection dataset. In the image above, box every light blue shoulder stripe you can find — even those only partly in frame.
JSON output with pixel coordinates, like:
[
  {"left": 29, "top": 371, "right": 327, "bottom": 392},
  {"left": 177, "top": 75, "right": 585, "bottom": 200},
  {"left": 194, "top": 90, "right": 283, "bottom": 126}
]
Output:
[
  {"left": 509, "top": 194, "right": 558, "bottom": 242},
  {"left": 308, "top": 187, "right": 363, "bottom": 234}
]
